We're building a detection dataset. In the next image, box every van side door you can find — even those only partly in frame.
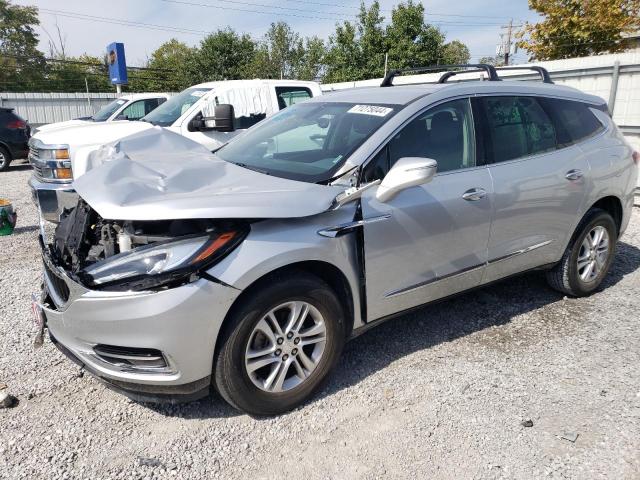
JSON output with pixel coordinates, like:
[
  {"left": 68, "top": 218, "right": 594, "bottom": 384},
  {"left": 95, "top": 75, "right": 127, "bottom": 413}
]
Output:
[
  {"left": 478, "top": 95, "right": 591, "bottom": 284},
  {"left": 360, "top": 98, "right": 494, "bottom": 321}
]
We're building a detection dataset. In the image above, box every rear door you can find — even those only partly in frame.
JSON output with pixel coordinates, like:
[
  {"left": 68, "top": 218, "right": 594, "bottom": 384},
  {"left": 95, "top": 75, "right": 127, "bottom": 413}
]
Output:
[
  {"left": 361, "top": 98, "right": 494, "bottom": 321},
  {"left": 478, "top": 95, "right": 591, "bottom": 284}
]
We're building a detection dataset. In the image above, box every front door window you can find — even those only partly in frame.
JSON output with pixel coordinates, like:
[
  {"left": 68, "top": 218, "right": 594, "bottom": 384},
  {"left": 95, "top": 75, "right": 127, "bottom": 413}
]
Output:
[{"left": 363, "top": 98, "right": 475, "bottom": 182}]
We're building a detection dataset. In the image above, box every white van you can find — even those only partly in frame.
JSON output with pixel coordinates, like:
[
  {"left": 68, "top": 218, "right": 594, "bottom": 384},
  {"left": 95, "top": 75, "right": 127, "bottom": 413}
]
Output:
[
  {"left": 29, "top": 80, "right": 322, "bottom": 221},
  {"left": 33, "top": 93, "right": 171, "bottom": 134}
]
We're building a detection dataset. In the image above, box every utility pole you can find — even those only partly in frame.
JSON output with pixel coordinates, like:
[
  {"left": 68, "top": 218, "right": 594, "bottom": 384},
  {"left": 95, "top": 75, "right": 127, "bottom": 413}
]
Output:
[{"left": 496, "top": 19, "right": 522, "bottom": 66}]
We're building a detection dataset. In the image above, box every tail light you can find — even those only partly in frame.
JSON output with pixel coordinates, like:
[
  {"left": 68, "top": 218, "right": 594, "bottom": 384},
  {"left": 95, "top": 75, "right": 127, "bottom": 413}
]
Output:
[
  {"left": 633, "top": 151, "right": 639, "bottom": 166},
  {"left": 6, "top": 119, "right": 27, "bottom": 129}
]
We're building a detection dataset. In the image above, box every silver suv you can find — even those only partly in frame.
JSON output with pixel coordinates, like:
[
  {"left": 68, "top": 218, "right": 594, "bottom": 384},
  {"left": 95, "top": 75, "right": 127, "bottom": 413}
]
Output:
[{"left": 34, "top": 66, "right": 638, "bottom": 415}]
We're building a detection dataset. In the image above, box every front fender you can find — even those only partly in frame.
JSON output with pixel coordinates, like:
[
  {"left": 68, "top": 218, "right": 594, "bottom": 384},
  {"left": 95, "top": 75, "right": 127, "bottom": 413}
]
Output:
[{"left": 207, "top": 204, "right": 364, "bottom": 328}]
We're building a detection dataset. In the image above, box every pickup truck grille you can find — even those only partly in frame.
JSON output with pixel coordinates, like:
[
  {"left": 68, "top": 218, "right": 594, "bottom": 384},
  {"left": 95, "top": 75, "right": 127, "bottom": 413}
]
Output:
[{"left": 28, "top": 146, "right": 47, "bottom": 180}]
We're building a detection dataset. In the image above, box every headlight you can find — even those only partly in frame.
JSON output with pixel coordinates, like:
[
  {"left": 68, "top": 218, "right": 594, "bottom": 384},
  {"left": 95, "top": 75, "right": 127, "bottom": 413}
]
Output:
[
  {"left": 30, "top": 142, "right": 73, "bottom": 181},
  {"left": 38, "top": 148, "right": 70, "bottom": 160},
  {"left": 82, "top": 231, "right": 245, "bottom": 291}
]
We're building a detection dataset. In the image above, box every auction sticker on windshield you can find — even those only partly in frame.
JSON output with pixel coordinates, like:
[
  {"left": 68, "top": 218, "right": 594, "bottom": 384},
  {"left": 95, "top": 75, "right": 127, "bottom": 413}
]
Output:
[{"left": 348, "top": 105, "right": 393, "bottom": 117}]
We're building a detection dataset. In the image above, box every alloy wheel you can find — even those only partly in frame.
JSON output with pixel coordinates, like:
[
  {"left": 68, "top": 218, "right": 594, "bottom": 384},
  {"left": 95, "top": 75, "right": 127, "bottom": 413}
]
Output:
[
  {"left": 244, "top": 301, "right": 327, "bottom": 393},
  {"left": 577, "top": 225, "right": 610, "bottom": 283}
]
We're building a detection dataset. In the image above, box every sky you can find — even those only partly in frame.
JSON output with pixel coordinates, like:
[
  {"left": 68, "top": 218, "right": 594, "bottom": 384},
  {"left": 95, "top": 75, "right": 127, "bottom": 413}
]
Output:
[{"left": 13, "top": 0, "right": 541, "bottom": 67}]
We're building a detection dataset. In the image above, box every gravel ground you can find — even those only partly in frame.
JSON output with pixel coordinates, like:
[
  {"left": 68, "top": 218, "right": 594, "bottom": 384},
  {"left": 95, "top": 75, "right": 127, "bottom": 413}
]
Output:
[{"left": 1, "top": 162, "right": 640, "bottom": 480}]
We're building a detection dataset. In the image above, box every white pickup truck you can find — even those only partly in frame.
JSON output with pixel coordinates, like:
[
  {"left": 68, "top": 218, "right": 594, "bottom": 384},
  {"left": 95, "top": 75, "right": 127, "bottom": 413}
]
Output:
[
  {"left": 33, "top": 93, "right": 171, "bottom": 134},
  {"left": 29, "top": 79, "right": 322, "bottom": 222}
]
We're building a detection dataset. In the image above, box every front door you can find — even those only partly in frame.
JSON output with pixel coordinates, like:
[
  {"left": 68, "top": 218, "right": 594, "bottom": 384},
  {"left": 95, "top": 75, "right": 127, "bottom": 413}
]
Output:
[{"left": 360, "top": 98, "right": 494, "bottom": 321}]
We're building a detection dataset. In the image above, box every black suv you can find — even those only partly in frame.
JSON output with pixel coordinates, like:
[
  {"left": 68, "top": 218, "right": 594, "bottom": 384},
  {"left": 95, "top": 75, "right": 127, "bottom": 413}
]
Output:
[{"left": 0, "top": 107, "right": 30, "bottom": 171}]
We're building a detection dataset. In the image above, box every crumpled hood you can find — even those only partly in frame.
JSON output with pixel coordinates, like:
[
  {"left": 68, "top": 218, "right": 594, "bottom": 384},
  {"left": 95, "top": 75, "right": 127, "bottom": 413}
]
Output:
[{"left": 74, "top": 128, "right": 342, "bottom": 221}]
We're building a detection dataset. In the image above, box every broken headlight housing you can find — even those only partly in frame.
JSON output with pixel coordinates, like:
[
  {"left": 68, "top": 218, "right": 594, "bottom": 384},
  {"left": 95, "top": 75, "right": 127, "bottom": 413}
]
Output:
[{"left": 81, "top": 230, "right": 245, "bottom": 291}]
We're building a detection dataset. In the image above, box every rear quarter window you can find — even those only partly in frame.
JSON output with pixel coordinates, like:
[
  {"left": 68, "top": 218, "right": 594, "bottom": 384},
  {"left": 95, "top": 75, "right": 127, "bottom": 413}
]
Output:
[{"left": 540, "top": 98, "right": 605, "bottom": 147}]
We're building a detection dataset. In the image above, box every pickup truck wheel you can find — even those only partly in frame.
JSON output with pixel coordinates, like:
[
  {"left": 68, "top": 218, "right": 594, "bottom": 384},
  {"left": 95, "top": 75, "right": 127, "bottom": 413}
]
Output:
[
  {"left": 0, "top": 146, "right": 11, "bottom": 172},
  {"left": 546, "top": 209, "right": 616, "bottom": 297},
  {"left": 214, "top": 272, "right": 345, "bottom": 415}
]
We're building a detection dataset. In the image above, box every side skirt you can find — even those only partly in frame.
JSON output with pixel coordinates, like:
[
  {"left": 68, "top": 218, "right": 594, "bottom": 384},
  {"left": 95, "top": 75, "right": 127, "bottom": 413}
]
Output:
[{"left": 349, "top": 262, "right": 558, "bottom": 340}]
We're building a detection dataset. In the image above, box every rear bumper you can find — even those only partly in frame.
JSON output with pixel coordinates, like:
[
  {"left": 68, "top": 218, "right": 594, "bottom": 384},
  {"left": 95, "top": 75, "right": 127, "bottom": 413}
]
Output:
[{"left": 29, "top": 175, "right": 78, "bottom": 223}]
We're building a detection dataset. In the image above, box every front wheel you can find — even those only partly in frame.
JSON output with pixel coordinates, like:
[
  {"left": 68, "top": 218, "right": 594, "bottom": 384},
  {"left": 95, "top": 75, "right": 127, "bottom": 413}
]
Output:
[
  {"left": 546, "top": 209, "right": 616, "bottom": 296},
  {"left": 214, "top": 272, "right": 346, "bottom": 415}
]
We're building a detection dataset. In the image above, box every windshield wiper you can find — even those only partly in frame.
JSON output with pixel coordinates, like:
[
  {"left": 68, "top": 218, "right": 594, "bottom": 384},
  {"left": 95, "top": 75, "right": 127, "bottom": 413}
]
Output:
[{"left": 231, "top": 162, "right": 270, "bottom": 175}]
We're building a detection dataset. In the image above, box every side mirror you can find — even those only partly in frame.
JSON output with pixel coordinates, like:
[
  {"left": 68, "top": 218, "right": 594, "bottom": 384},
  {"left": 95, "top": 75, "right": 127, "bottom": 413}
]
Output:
[
  {"left": 376, "top": 157, "right": 437, "bottom": 203},
  {"left": 213, "top": 104, "right": 235, "bottom": 132},
  {"left": 188, "top": 117, "right": 206, "bottom": 132}
]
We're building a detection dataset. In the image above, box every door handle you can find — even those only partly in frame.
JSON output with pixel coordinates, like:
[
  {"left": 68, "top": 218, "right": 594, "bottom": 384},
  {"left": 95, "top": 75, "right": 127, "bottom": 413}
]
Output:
[
  {"left": 565, "top": 169, "right": 584, "bottom": 181},
  {"left": 462, "top": 188, "right": 487, "bottom": 201}
]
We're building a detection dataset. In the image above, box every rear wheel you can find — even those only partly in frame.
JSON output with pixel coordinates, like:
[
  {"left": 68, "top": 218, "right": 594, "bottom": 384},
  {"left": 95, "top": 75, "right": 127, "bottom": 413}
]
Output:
[
  {"left": 214, "top": 272, "right": 346, "bottom": 415},
  {"left": 0, "top": 146, "right": 11, "bottom": 172},
  {"left": 546, "top": 209, "right": 616, "bottom": 296}
]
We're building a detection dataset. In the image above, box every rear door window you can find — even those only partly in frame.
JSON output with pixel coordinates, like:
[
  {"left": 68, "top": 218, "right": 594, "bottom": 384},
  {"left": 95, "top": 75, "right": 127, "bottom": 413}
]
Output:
[
  {"left": 481, "top": 96, "right": 556, "bottom": 163},
  {"left": 540, "top": 98, "right": 604, "bottom": 147},
  {"left": 121, "top": 99, "right": 165, "bottom": 121}
]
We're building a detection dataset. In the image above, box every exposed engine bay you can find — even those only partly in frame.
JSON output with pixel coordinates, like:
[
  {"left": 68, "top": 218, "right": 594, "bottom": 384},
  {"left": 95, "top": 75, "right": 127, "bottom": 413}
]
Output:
[{"left": 48, "top": 200, "right": 248, "bottom": 291}]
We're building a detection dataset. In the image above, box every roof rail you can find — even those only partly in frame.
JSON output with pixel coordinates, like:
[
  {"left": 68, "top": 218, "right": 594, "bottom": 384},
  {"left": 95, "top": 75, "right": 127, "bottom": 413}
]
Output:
[
  {"left": 495, "top": 66, "right": 554, "bottom": 84},
  {"left": 380, "top": 64, "right": 500, "bottom": 87}
]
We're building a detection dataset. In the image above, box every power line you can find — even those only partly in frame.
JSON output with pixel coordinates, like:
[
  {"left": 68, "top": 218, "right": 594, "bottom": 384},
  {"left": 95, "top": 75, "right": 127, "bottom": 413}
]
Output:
[
  {"left": 184, "top": 0, "right": 519, "bottom": 19},
  {"left": 38, "top": 4, "right": 508, "bottom": 36},
  {"left": 38, "top": 9, "right": 216, "bottom": 36},
  {"left": 1, "top": 53, "right": 180, "bottom": 72},
  {"left": 159, "top": 0, "right": 508, "bottom": 25}
]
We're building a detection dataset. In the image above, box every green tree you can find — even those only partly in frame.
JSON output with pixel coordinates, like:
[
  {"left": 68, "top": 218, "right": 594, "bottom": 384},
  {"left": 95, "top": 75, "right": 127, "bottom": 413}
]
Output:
[
  {"left": 259, "top": 22, "right": 305, "bottom": 79},
  {"left": 357, "top": 1, "right": 386, "bottom": 78},
  {"left": 520, "top": 0, "right": 640, "bottom": 60},
  {"left": 324, "top": 21, "right": 360, "bottom": 83},
  {"left": 294, "top": 36, "right": 326, "bottom": 81},
  {"left": 384, "top": 0, "right": 445, "bottom": 70},
  {"left": 323, "top": 1, "right": 386, "bottom": 82},
  {"left": 478, "top": 56, "right": 505, "bottom": 66},
  {"left": 0, "top": 0, "right": 45, "bottom": 91},
  {"left": 189, "top": 29, "right": 257, "bottom": 82},
  {"left": 440, "top": 40, "right": 471, "bottom": 65},
  {"left": 323, "top": 0, "right": 469, "bottom": 82},
  {"left": 46, "top": 55, "right": 111, "bottom": 93},
  {"left": 144, "top": 39, "right": 195, "bottom": 91}
]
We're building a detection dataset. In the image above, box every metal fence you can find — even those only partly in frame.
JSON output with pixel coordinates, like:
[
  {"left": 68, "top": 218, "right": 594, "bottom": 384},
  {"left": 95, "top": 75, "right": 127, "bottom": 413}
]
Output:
[{"left": 0, "top": 92, "right": 120, "bottom": 127}]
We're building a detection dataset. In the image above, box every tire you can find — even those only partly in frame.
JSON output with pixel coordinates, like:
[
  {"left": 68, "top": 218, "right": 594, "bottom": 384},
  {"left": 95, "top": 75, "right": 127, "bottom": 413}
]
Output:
[
  {"left": 214, "top": 272, "right": 346, "bottom": 415},
  {"left": 0, "top": 146, "right": 11, "bottom": 172},
  {"left": 546, "top": 208, "right": 617, "bottom": 297}
]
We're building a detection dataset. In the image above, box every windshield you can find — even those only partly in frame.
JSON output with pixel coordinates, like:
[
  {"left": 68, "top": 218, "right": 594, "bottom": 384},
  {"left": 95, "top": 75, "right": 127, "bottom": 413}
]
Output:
[
  {"left": 216, "top": 102, "right": 398, "bottom": 183},
  {"left": 142, "top": 87, "right": 211, "bottom": 126},
  {"left": 92, "top": 99, "right": 127, "bottom": 122}
]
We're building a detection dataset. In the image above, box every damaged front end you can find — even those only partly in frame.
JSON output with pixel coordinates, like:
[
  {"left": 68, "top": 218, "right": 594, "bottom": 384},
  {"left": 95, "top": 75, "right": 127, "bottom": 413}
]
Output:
[{"left": 46, "top": 200, "right": 249, "bottom": 292}]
